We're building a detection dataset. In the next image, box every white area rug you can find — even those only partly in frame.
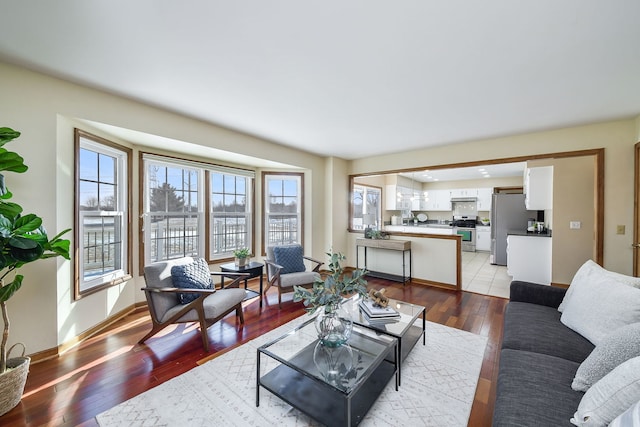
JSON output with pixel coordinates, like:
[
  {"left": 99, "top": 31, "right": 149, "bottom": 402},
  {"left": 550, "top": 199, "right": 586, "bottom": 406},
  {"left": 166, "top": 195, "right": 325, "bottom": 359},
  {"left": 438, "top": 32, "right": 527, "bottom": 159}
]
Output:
[{"left": 97, "top": 316, "right": 487, "bottom": 426}]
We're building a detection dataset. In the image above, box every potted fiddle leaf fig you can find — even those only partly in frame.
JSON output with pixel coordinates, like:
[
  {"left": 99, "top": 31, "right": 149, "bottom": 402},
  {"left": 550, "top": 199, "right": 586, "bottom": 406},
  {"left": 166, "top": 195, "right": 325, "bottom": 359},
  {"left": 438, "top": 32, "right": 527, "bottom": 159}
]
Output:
[{"left": 0, "top": 127, "right": 71, "bottom": 416}]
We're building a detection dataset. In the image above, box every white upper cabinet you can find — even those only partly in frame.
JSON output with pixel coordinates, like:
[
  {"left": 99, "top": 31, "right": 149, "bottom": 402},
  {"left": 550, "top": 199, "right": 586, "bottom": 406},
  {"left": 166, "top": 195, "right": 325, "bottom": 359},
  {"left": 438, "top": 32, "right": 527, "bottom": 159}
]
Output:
[
  {"left": 449, "top": 188, "right": 477, "bottom": 198},
  {"left": 524, "top": 166, "right": 553, "bottom": 210},
  {"left": 385, "top": 185, "right": 412, "bottom": 210},
  {"left": 477, "top": 188, "right": 493, "bottom": 210},
  {"left": 423, "top": 189, "right": 451, "bottom": 211}
]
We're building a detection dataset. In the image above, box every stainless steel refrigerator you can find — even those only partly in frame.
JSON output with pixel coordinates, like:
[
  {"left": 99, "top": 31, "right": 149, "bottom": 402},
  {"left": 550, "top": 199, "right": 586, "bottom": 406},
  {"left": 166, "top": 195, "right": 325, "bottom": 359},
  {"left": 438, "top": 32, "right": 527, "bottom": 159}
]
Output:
[{"left": 490, "top": 193, "right": 536, "bottom": 265}]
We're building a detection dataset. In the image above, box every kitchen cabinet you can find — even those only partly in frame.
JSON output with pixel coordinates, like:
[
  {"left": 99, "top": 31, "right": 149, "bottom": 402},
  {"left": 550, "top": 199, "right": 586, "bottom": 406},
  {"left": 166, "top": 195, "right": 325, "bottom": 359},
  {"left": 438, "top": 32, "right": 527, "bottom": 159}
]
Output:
[
  {"left": 477, "top": 188, "right": 493, "bottom": 210},
  {"left": 524, "top": 166, "right": 553, "bottom": 210},
  {"left": 385, "top": 185, "right": 412, "bottom": 210},
  {"left": 506, "top": 234, "right": 552, "bottom": 284},
  {"left": 476, "top": 226, "right": 491, "bottom": 251},
  {"left": 449, "top": 188, "right": 477, "bottom": 199},
  {"left": 411, "top": 191, "right": 421, "bottom": 211},
  {"left": 423, "top": 189, "right": 451, "bottom": 211}
]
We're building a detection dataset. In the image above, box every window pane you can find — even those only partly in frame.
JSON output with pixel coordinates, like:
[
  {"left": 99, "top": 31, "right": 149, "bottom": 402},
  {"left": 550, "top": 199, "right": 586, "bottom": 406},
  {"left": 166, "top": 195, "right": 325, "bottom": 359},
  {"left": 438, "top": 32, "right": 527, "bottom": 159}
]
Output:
[
  {"left": 98, "top": 153, "right": 115, "bottom": 184},
  {"left": 283, "top": 180, "right": 297, "bottom": 197},
  {"left": 79, "top": 181, "right": 99, "bottom": 211},
  {"left": 79, "top": 148, "right": 98, "bottom": 181},
  {"left": 149, "top": 213, "right": 200, "bottom": 262},
  {"left": 99, "top": 183, "right": 116, "bottom": 211}
]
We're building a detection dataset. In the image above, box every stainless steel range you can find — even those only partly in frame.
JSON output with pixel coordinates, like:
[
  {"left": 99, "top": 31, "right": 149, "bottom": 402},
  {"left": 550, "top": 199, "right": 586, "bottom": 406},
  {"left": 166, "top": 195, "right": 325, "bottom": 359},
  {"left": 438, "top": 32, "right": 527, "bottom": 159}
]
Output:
[{"left": 452, "top": 215, "right": 477, "bottom": 252}]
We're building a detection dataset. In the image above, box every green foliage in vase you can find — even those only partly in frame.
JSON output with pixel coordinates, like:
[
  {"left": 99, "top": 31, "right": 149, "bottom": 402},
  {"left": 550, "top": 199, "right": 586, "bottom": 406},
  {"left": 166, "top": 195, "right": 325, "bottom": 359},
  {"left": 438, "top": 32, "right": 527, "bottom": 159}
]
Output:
[
  {"left": 293, "top": 250, "right": 368, "bottom": 315},
  {"left": 0, "top": 127, "right": 71, "bottom": 373}
]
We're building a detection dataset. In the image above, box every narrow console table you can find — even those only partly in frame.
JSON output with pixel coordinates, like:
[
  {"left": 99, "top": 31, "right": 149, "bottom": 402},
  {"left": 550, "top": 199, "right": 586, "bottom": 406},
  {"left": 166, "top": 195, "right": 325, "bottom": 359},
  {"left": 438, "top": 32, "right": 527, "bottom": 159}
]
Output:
[{"left": 356, "top": 238, "right": 411, "bottom": 283}]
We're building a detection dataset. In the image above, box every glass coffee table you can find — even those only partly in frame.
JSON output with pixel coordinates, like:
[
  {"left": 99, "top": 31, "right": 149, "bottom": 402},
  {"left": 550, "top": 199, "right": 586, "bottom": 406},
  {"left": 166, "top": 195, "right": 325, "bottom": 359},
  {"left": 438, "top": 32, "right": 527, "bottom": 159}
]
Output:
[
  {"left": 346, "top": 296, "right": 426, "bottom": 386},
  {"left": 256, "top": 318, "right": 398, "bottom": 427}
]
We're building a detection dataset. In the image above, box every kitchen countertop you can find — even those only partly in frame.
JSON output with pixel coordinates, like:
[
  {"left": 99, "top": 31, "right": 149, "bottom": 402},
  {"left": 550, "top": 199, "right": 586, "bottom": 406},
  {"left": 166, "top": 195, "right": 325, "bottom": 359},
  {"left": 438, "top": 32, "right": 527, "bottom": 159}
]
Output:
[{"left": 507, "top": 229, "right": 552, "bottom": 237}]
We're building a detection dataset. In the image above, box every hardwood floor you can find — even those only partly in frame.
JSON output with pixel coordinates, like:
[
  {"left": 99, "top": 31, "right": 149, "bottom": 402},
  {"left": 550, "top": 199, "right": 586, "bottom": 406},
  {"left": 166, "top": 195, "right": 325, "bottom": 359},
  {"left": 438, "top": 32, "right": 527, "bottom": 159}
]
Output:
[{"left": 3, "top": 278, "right": 507, "bottom": 427}]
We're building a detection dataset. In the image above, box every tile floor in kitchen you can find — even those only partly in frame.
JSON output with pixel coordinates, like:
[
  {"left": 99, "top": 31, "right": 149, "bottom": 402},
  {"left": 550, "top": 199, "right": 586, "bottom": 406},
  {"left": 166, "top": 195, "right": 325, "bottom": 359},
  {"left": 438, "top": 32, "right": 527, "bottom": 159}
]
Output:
[{"left": 461, "top": 251, "right": 512, "bottom": 298}]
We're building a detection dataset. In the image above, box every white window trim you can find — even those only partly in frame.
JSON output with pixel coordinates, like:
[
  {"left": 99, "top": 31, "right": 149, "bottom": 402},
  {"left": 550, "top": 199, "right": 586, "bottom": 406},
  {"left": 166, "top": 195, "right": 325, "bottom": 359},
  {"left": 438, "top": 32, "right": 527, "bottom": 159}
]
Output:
[
  {"left": 77, "top": 134, "right": 129, "bottom": 294},
  {"left": 263, "top": 173, "right": 303, "bottom": 247},
  {"left": 142, "top": 156, "right": 205, "bottom": 264}
]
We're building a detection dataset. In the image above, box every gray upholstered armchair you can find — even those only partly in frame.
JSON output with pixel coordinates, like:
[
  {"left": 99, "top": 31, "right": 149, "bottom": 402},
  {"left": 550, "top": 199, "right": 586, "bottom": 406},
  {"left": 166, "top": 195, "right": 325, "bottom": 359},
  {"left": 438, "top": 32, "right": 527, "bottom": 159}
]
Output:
[
  {"left": 264, "top": 244, "right": 323, "bottom": 308},
  {"left": 140, "top": 256, "right": 248, "bottom": 352}
]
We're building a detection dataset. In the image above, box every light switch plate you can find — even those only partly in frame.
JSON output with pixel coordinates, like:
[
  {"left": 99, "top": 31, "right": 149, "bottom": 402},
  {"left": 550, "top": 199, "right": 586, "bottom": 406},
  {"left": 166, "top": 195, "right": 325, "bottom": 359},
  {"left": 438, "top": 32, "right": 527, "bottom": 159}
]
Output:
[
  {"left": 570, "top": 221, "right": 581, "bottom": 229},
  {"left": 617, "top": 225, "right": 626, "bottom": 235}
]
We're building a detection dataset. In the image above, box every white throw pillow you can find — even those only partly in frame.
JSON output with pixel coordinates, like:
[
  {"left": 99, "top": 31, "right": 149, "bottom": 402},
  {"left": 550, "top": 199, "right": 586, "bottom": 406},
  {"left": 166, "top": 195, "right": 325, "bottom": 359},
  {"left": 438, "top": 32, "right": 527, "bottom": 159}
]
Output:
[
  {"left": 571, "top": 357, "right": 640, "bottom": 427},
  {"left": 559, "top": 260, "right": 640, "bottom": 313},
  {"left": 560, "top": 272, "right": 640, "bottom": 345},
  {"left": 609, "top": 399, "right": 640, "bottom": 427},
  {"left": 572, "top": 323, "right": 640, "bottom": 392}
]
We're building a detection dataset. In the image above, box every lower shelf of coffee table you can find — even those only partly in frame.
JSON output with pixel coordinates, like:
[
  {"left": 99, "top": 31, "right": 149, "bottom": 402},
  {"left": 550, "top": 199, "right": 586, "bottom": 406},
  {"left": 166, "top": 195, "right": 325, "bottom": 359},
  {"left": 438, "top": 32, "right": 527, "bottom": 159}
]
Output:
[{"left": 259, "top": 356, "right": 396, "bottom": 427}]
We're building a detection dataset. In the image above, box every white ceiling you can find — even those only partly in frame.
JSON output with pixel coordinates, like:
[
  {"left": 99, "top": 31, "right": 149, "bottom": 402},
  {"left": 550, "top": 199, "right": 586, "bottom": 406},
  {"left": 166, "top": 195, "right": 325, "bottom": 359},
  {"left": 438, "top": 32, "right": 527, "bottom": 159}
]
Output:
[
  {"left": 1, "top": 1, "right": 639, "bottom": 160},
  {"left": 399, "top": 162, "right": 526, "bottom": 183}
]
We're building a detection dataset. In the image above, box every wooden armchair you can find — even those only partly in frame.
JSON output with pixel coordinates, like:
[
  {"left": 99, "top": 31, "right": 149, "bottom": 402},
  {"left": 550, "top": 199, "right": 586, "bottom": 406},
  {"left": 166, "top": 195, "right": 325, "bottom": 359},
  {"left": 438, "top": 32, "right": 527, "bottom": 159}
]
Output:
[
  {"left": 264, "top": 244, "right": 323, "bottom": 308},
  {"left": 140, "top": 257, "right": 248, "bottom": 352}
]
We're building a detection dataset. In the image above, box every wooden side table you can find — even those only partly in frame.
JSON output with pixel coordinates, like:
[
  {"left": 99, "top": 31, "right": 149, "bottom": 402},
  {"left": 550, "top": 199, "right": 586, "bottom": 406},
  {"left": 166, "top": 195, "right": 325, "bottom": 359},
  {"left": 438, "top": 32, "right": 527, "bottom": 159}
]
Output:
[{"left": 219, "top": 261, "right": 264, "bottom": 308}]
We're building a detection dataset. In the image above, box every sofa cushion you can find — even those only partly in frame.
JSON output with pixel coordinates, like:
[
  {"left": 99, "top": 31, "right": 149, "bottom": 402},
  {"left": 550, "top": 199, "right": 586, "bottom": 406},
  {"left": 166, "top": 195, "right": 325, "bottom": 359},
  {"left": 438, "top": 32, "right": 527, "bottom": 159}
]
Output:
[
  {"left": 572, "top": 323, "right": 640, "bottom": 392},
  {"left": 609, "top": 399, "right": 640, "bottom": 427},
  {"left": 571, "top": 356, "right": 640, "bottom": 426},
  {"left": 558, "top": 260, "right": 640, "bottom": 312},
  {"left": 502, "top": 301, "right": 594, "bottom": 363},
  {"left": 510, "top": 280, "right": 567, "bottom": 308},
  {"left": 560, "top": 271, "right": 640, "bottom": 345},
  {"left": 493, "top": 349, "right": 583, "bottom": 427},
  {"left": 171, "top": 258, "right": 213, "bottom": 304}
]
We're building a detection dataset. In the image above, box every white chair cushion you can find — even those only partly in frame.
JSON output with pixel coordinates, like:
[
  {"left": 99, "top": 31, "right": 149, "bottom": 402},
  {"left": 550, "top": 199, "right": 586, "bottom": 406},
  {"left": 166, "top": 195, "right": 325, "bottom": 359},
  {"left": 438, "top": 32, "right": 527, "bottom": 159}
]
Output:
[
  {"left": 279, "top": 271, "right": 320, "bottom": 288},
  {"left": 161, "top": 288, "right": 246, "bottom": 323}
]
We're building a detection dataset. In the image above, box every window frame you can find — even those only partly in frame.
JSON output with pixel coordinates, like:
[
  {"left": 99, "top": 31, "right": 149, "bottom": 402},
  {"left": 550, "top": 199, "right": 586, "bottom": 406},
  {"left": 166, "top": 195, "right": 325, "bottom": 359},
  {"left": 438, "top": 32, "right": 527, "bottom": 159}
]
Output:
[
  {"left": 208, "top": 170, "right": 254, "bottom": 260},
  {"left": 141, "top": 155, "right": 205, "bottom": 265},
  {"left": 351, "top": 184, "right": 382, "bottom": 231},
  {"left": 261, "top": 172, "right": 304, "bottom": 253},
  {"left": 140, "top": 153, "right": 255, "bottom": 268},
  {"left": 74, "top": 130, "right": 132, "bottom": 300}
]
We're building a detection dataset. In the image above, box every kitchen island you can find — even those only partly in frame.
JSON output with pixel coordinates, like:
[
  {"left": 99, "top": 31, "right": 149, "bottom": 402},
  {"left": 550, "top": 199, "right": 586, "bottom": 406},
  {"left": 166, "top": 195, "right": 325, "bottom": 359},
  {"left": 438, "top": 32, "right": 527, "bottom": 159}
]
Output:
[{"left": 349, "top": 227, "right": 462, "bottom": 290}]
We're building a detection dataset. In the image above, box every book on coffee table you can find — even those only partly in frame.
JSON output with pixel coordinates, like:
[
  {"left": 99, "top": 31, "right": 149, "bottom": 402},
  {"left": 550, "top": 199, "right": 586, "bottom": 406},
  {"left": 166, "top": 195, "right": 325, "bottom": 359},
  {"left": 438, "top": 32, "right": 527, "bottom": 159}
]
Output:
[
  {"left": 361, "top": 311, "right": 400, "bottom": 324},
  {"left": 359, "top": 300, "right": 400, "bottom": 319}
]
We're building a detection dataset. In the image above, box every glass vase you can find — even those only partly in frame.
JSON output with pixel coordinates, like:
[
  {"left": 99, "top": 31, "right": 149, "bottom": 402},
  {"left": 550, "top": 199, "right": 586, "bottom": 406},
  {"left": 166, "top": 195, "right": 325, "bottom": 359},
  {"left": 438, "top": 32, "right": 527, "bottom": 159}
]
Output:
[
  {"left": 313, "top": 341, "right": 354, "bottom": 387},
  {"left": 314, "top": 303, "right": 353, "bottom": 348}
]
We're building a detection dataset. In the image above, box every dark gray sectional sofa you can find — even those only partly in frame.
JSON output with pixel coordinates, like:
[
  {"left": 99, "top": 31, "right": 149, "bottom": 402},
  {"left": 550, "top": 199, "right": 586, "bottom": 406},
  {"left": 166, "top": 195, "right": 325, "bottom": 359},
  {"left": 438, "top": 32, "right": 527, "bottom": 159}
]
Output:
[{"left": 493, "top": 281, "right": 595, "bottom": 426}]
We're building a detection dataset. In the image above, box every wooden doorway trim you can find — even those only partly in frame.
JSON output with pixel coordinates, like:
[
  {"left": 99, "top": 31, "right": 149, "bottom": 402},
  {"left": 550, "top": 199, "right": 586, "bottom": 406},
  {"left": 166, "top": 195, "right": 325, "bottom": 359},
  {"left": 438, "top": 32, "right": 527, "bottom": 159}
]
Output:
[{"left": 634, "top": 142, "right": 640, "bottom": 276}]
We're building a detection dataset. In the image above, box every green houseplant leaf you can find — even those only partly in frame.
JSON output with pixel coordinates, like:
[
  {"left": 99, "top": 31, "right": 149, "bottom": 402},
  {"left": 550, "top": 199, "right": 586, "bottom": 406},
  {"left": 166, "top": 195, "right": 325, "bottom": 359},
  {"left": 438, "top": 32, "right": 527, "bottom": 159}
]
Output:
[
  {"left": 0, "top": 128, "right": 20, "bottom": 145},
  {"left": 293, "top": 250, "right": 368, "bottom": 315},
  {"left": 0, "top": 275, "right": 23, "bottom": 304},
  {"left": 0, "top": 201, "right": 23, "bottom": 219},
  {"left": 0, "top": 148, "right": 28, "bottom": 174}
]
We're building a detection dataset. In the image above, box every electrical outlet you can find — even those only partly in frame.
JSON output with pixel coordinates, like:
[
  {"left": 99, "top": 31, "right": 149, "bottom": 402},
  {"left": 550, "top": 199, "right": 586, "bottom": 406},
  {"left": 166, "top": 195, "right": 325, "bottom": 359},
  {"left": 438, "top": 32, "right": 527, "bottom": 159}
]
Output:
[
  {"left": 570, "top": 221, "right": 581, "bottom": 229},
  {"left": 617, "top": 225, "right": 626, "bottom": 235}
]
